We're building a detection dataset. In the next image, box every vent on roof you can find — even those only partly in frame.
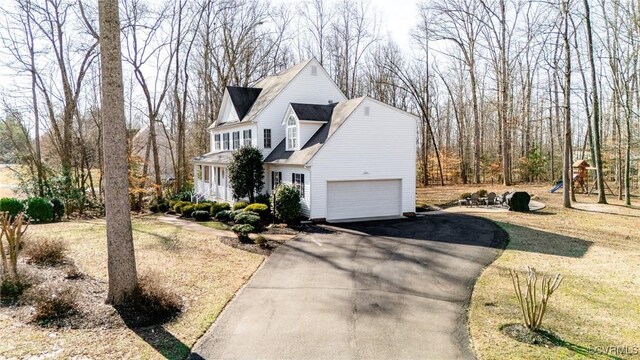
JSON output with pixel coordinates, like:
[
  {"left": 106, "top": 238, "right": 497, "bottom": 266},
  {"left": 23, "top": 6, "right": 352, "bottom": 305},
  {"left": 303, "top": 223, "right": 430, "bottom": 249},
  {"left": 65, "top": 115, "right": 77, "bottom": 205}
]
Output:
[
  {"left": 328, "top": 99, "right": 333, "bottom": 104},
  {"left": 364, "top": 106, "right": 370, "bottom": 116},
  {"left": 311, "top": 65, "right": 318, "bottom": 75}
]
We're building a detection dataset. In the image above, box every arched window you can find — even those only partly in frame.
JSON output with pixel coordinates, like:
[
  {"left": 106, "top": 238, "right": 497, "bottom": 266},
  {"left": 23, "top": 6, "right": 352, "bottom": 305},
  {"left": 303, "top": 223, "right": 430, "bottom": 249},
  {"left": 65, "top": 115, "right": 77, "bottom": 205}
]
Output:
[{"left": 286, "top": 115, "right": 298, "bottom": 150}]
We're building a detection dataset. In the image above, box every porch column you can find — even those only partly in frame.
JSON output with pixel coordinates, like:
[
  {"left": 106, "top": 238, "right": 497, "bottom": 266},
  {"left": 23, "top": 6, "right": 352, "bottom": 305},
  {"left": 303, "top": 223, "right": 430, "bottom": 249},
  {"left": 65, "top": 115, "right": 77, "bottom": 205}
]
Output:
[{"left": 193, "top": 165, "right": 198, "bottom": 192}]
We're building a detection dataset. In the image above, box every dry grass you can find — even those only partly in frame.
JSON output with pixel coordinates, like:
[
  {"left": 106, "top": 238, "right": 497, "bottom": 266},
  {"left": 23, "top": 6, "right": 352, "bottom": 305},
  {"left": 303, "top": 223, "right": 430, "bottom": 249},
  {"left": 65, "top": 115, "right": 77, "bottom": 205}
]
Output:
[
  {"left": 419, "top": 184, "right": 640, "bottom": 359},
  {"left": 0, "top": 216, "right": 264, "bottom": 359}
]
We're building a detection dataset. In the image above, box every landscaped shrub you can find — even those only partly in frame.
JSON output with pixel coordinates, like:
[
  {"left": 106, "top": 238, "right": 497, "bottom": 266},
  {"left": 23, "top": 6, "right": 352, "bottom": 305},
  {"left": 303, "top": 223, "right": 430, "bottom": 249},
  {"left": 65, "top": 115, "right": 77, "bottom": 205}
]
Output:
[
  {"left": 230, "top": 209, "right": 245, "bottom": 221},
  {"left": 253, "top": 235, "right": 267, "bottom": 248},
  {"left": 172, "top": 201, "right": 191, "bottom": 214},
  {"left": 118, "top": 273, "right": 182, "bottom": 325},
  {"left": 232, "top": 224, "right": 255, "bottom": 242},
  {"left": 149, "top": 204, "right": 159, "bottom": 213},
  {"left": 234, "top": 212, "right": 261, "bottom": 227},
  {"left": 0, "top": 197, "right": 24, "bottom": 218},
  {"left": 157, "top": 203, "right": 169, "bottom": 212},
  {"left": 192, "top": 210, "right": 210, "bottom": 222},
  {"left": 169, "top": 200, "right": 179, "bottom": 208},
  {"left": 0, "top": 278, "right": 30, "bottom": 303},
  {"left": 50, "top": 198, "right": 64, "bottom": 221},
  {"left": 25, "top": 197, "right": 54, "bottom": 223},
  {"left": 244, "top": 203, "right": 270, "bottom": 221},
  {"left": 255, "top": 194, "right": 271, "bottom": 208},
  {"left": 30, "top": 284, "right": 77, "bottom": 323},
  {"left": 194, "top": 203, "right": 212, "bottom": 211},
  {"left": 24, "top": 238, "right": 67, "bottom": 266},
  {"left": 180, "top": 204, "right": 196, "bottom": 218},
  {"left": 509, "top": 266, "right": 563, "bottom": 331},
  {"left": 215, "top": 210, "right": 233, "bottom": 222},
  {"left": 232, "top": 201, "right": 249, "bottom": 211},
  {"left": 273, "top": 184, "right": 301, "bottom": 224},
  {"left": 478, "top": 189, "right": 488, "bottom": 197},
  {"left": 210, "top": 202, "right": 231, "bottom": 215}
]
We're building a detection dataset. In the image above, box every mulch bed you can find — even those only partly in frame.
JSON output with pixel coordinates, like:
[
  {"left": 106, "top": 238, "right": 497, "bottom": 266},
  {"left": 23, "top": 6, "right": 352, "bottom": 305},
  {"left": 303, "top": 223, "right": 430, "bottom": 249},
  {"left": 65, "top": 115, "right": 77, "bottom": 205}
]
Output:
[
  {"left": 1, "top": 259, "right": 124, "bottom": 330},
  {"left": 500, "top": 323, "right": 559, "bottom": 348},
  {"left": 219, "top": 236, "right": 285, "bottom": 256}
]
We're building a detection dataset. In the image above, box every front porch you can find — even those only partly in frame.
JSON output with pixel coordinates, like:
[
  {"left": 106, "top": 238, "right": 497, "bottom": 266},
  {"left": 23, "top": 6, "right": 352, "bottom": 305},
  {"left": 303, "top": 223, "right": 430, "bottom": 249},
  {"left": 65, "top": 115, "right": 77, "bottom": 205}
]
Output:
[{"left": 193, "top": 152, "right": 235, "bottom": 203}]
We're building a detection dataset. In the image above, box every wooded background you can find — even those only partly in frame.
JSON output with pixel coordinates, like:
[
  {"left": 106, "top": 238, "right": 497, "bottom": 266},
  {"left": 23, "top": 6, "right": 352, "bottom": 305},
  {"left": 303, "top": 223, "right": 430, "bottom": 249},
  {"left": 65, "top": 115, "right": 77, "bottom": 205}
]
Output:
[{"left": 0, "top": 0, "right": 637, "bottom": 205}]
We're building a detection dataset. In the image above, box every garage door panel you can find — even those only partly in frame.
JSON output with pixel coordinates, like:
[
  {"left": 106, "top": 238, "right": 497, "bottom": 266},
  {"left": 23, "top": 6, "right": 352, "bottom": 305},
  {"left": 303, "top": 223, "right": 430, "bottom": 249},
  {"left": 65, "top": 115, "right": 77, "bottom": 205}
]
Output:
[{"left": 327, "top": 180, "right": 401, "bottom": 221}]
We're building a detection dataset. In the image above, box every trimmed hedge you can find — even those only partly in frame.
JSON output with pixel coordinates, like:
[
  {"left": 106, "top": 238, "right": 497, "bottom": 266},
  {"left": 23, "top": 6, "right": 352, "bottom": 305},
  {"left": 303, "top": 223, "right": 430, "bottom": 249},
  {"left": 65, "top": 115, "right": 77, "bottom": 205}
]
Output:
[
  {"left": 210, "top": 202, "right": 231, "bottom": 215},
  {"left": 192, "top": 210, "right": 210, "bottom": 222},
  {"left": 180, "top": 204, "right": 196, "bottom": 218},
  {"left": 215, "top": 210, "right": 233, "bottom": 222},
  {"left": 26, "top": 197, "right": 54, "bottom": 224},
  {"left": 234, "top": 212, "right": 261, "bottom": 227},
  {"left": 230, "top": 209, "right": 244, "bottom": 221},
  {"left": 232, "top": 201, "right": 249, "bottom": 211},
  {"left": 244, "top": 203, "right": 269, "bottom": 220},
  {"left": 231, "top": 224, "right": 254, "bottom": 242},
  {"left": 194, "top": 203, "right": 212, "bottom": 211},
  {"left": 172, "top": 201, "right": 191, "bottom": 214},
  {"left": 0, "top": 197, "right": 24, "bottom": 217}
]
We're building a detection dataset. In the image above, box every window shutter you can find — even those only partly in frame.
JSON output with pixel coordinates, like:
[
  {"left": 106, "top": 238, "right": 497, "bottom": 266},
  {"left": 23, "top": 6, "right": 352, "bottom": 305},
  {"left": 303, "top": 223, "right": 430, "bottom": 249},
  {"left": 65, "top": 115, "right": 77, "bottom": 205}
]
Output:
[{"left": 292, "top": 173, "right": 295, "bottom": 183}]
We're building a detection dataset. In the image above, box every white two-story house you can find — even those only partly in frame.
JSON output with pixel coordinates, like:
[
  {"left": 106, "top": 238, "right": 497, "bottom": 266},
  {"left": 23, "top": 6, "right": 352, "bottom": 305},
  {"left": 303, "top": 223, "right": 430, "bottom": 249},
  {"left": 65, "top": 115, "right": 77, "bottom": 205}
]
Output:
[{"left": 193, "top": 58, "right": 417, "bottom": 222}]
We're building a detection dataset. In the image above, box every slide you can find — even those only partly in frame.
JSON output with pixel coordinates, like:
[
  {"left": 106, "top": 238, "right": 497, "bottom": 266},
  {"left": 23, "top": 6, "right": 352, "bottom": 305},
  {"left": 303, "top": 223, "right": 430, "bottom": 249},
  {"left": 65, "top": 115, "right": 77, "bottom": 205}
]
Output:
[{"left": 549, "top": 182, "right": 563, "bottom": 193}]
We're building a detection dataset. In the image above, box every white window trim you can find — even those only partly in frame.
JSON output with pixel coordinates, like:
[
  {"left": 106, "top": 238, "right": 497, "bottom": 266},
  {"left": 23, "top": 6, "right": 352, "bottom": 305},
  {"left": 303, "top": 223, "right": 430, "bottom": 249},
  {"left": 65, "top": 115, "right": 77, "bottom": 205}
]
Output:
[
  {"left": 232, "top": 131, "right": 240, "bottom": 149},
  {"left": 214, "top": 134, "right": 221, "bottom": 150},
  {"left": 286, "top": 115, "right": 298, "bottom": 151},
  {"left": 264, "top": 129, "right": 272, "bottom": 148},
  {"left": 243, "top": 129, "right": 252, "bottom": 147}
]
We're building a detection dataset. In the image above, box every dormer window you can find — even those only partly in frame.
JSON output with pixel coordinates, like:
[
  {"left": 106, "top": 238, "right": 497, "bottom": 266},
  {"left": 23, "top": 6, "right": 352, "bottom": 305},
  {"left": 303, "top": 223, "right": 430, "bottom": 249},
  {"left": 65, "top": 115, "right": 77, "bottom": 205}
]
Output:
[{"left": 286, "top": 115, "right": 298, "bottom": 150}]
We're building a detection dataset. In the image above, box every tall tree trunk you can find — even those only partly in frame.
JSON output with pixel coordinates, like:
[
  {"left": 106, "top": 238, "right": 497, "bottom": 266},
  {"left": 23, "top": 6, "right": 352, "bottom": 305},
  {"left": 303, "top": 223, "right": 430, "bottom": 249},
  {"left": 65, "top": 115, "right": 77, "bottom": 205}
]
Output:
[
  {"left": 99, "top": 0, "right": 138, "bottom": 305},
  {"left": 470, "top": 64, "right": 481, "bottom": 184},
  {"left": 583, "top": 0, "right": 607, "bottom": 204},
  {"left": 562, "top": 0, "right": 571, "bottom": 208}
]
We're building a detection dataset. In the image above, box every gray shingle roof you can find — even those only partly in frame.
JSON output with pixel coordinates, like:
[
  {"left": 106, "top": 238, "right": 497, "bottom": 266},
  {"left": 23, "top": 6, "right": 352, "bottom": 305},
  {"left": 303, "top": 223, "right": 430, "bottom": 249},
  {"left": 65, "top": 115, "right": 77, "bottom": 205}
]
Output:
[{"left": 290, "top": 103, "right": 337, "bottom": 122}]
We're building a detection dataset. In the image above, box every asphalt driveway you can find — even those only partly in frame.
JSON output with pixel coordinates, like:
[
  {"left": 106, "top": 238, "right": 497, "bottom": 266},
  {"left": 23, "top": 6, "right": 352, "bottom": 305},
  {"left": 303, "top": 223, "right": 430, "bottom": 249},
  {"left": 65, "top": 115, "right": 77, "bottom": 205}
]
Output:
[{"left": 190, "top": 213, "right": 507, "bottom": 360}]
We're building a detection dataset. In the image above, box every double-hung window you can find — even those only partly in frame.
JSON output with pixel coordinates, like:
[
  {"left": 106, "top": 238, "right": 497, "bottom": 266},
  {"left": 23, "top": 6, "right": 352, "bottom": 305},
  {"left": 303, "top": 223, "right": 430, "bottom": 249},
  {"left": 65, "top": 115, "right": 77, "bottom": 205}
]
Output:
[
  {"left": 214, "top": 134, "right": 221, "bottom": 150},
  {"left": 243, "top": 129, "right": 252, "bottom": 146},
  {"left": 292, "top": 173, "right": 305, "bottom": 198},
  {"left": 263, "top": 129, "right": 272, "bottom": 148},
  {"left": 232, "top": 131, "right": 240, "bottom": 149},
  {"left": 271, "top": 171, "right": 282, "bottom": 190},
  {"left": 286, "top": 116, "right": 297, "bottom": 150},
  {"left": 223, "top": 133, "right": 230, "bottom": 150}
]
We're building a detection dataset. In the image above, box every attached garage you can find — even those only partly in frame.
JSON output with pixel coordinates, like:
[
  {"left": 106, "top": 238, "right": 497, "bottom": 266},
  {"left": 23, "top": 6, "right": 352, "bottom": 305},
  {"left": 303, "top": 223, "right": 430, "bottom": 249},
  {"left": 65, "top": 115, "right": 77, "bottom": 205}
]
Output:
[{"left": 326, "top": 179, "right": 402, "bottom": 221}]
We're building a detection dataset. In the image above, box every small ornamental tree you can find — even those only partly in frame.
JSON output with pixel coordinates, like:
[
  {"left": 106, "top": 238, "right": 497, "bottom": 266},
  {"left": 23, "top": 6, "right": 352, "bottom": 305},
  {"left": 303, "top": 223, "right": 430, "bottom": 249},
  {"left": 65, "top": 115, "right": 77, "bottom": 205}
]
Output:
[{"left": 228, "top": 146, "right": 264, "bottom": 203}]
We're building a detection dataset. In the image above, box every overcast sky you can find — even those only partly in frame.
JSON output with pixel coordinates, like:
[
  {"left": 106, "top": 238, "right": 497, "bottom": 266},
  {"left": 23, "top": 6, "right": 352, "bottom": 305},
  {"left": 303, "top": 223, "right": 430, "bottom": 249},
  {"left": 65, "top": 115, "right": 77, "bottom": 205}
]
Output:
[{"left": 275, "top": 0, "right": 419, "bottom": 51}]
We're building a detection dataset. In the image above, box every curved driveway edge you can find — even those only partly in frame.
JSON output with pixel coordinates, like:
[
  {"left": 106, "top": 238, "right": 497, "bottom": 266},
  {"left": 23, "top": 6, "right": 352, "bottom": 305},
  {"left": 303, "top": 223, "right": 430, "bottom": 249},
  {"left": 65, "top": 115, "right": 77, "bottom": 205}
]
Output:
[{"left": 190, "top": 214, "right": 507, "bottom": 359}]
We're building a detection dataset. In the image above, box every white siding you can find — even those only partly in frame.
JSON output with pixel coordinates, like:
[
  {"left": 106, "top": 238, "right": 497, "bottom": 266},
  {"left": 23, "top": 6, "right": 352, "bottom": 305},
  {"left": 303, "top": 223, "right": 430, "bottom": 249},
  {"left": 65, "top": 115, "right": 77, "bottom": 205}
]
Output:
[
  {"left": 258, "top": 59, "right": 346, "bottom": 159},
  {"left": 217, "top": 94, "right": 239, "bottom": 125},
  {"left": 298, "top": 121, "right": 324, "bottom": 149},
  {"left": 308, "top": 98, "right": 417, "bottom": 219},
  {"left": 267, "top": 165, "right": 311, "bottom": 216}
]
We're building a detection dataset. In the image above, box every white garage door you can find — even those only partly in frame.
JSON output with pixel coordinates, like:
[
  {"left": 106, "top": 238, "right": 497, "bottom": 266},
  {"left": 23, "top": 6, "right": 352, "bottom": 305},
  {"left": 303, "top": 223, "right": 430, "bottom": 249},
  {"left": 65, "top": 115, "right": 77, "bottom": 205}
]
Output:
[{"left": 327, "top": 179, "right": 402, "bottom": 221}]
